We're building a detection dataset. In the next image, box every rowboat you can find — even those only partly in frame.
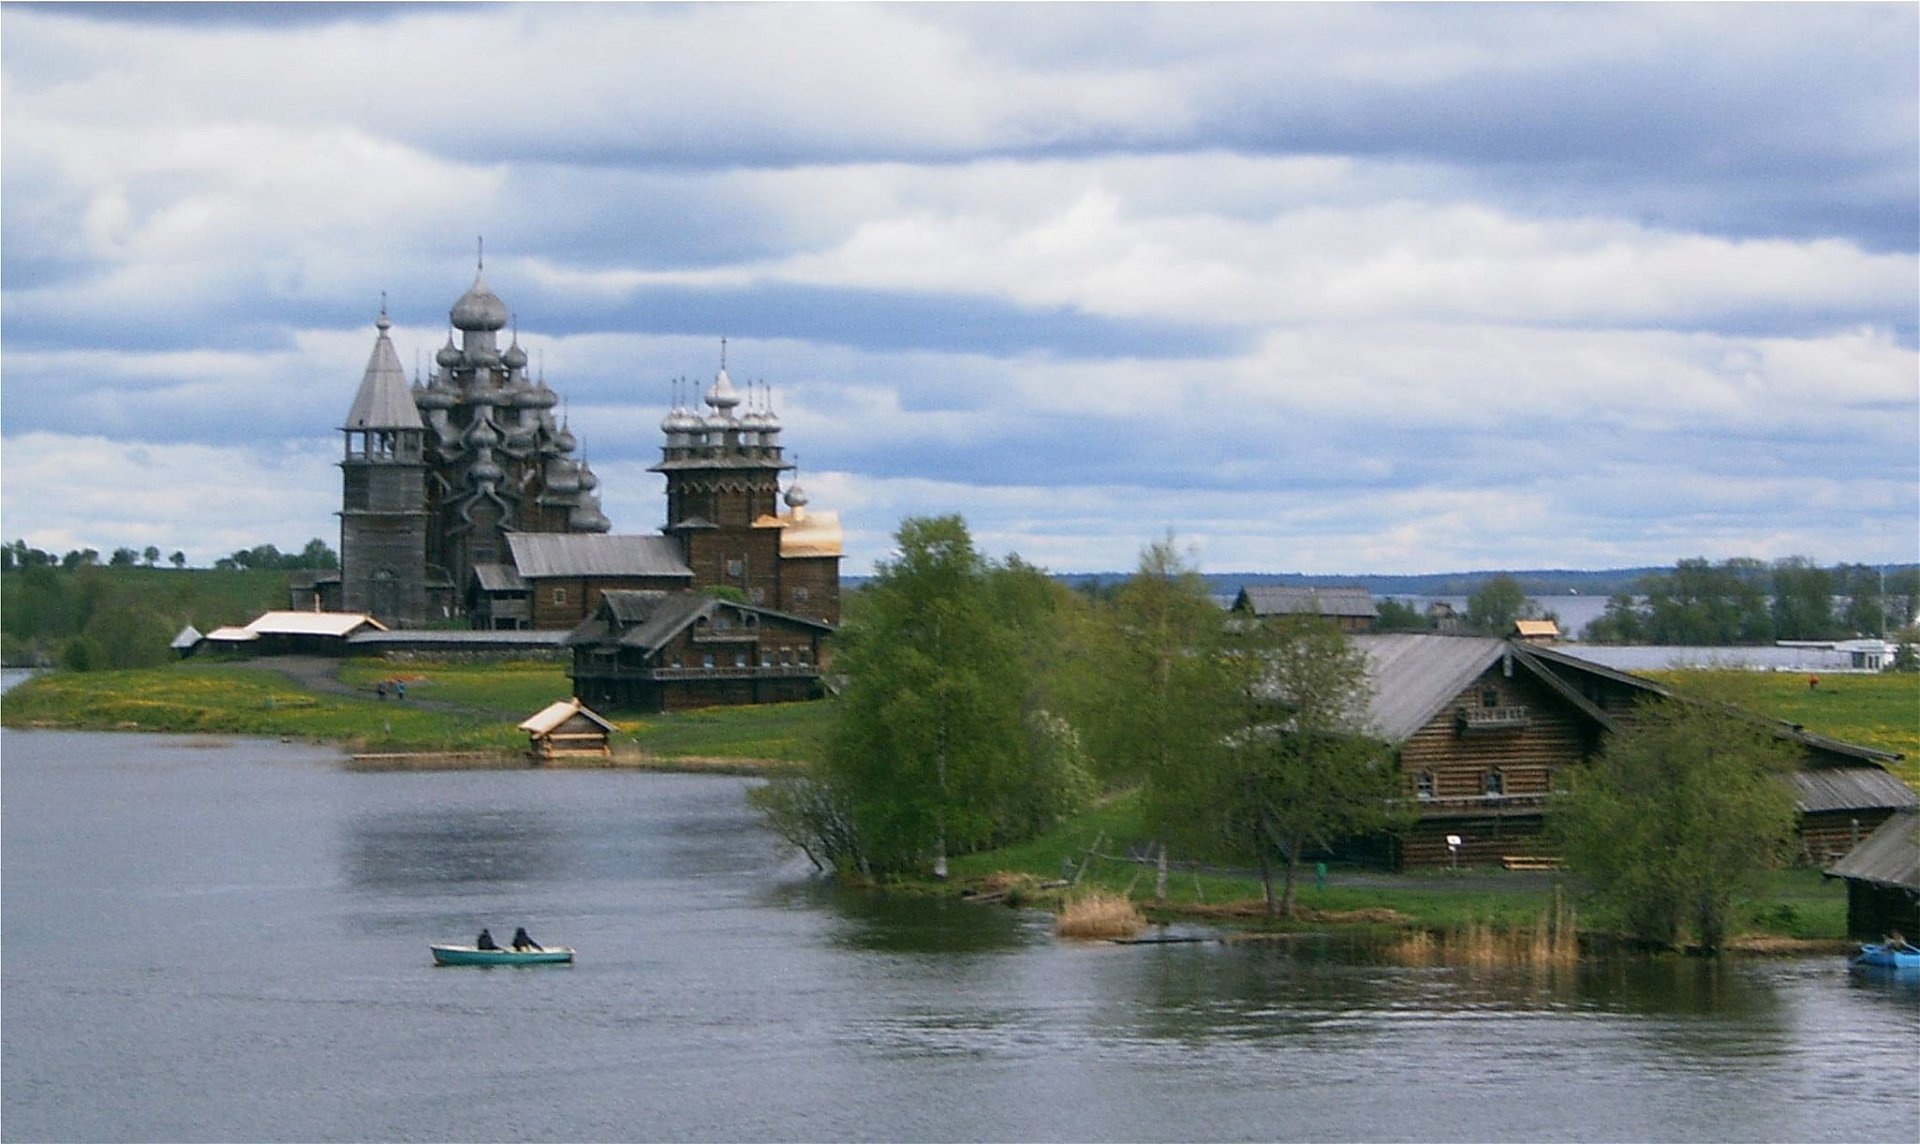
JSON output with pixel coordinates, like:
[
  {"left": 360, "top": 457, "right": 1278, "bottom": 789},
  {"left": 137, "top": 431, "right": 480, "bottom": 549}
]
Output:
[
  {"left": 431, "top": 944, "right": 574, "bottom": 967},
  {"left": 1849, "top": 941, "right": 1920, "bottom": 972}
]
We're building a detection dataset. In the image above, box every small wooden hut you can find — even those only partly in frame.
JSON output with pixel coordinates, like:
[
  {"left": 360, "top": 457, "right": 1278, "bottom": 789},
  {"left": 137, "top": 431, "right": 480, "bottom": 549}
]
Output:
[
  {"left": 517, "top": 698, "right": 616, "bottom": 762},
  {"left": 1825, "top": 809, "right": 1920, "bottom": 941}
]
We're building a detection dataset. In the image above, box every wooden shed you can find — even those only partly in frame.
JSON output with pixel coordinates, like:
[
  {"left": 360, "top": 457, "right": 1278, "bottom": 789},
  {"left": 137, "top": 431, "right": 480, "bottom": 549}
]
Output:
[
  {"left": 1825, "top": 809, "right": 1920, "bottom": 941},
  {"left": 517, "top": 698, "right": 616, "bottom": 762}
]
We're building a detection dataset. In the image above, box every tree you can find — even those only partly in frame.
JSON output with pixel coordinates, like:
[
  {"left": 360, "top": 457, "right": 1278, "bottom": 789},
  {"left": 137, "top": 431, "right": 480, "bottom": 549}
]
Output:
[
  {"left": 818, "top": 516, "right": 1038, "bottom": 877},
  {"left": 1770, "top": 557, "right": 1836, "bottom": 641},
  {"left": 1465, "top": 575, "right": 1530, "bottom": 635},
  {"left": 1145, "top": 616, "right": 1396, "bottom": 919},
  {"left": 1584, "top": 592, "right": 1647, "bottom": 644},
  {"left": 142, "top": 546, "right": 161, "bottom": 567},
  {"left": 1059, "top": 536, "right": 1225, "bottom": 789},
  {"left": 1833, "top": 563, "right": 1885, "bottom": 637},
  {"left": 169, "top": 551, "right": 187, "bottom": 569},
  {"left": 1373, "top": 598, "right": 1431, "bottom": 632},
  {"left": 1553, "top": 696, "right": 1798, "bottom": 953},
  {"left": 109, "top": 547, "right": 140, "bottom": 567}
]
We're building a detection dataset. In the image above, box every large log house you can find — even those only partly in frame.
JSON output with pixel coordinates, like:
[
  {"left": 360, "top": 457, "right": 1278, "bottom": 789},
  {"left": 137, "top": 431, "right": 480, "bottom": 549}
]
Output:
[{"left": 1346, "top": 634, "right": 1913, "bottom": 870}]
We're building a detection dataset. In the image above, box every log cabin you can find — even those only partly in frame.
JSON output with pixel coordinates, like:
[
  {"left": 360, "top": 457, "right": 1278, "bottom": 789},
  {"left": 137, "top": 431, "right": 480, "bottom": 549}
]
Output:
[{"left": 1348, "top": 634, "right": 1913, "bottom": 869}]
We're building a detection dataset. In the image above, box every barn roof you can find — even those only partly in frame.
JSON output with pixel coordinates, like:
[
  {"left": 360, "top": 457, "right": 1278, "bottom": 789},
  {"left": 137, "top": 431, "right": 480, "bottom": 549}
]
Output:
[
  {"left": 1237, "top": 585, "right": 1378, "bottom": 619},
  {"left": 518, "top": 698, "right": 617, "bottom": 736},
  {"left": 1791, "top": 768, "right": 1920, "bottom": 815},
  {"left": 170, "top": 624, "right": 204, "bottom": 650},
  {"left": 506, "top": 533, "right": 692, "bottom": 579},
  {"left": 1826, "top": 810, "right": 1920, "bottom": 891}
]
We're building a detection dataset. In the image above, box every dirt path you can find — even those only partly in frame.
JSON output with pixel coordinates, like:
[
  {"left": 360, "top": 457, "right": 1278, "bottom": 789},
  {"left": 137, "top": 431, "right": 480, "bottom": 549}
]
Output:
[{"left": 229, "top": 655, "right": 474, "bottom": 715}]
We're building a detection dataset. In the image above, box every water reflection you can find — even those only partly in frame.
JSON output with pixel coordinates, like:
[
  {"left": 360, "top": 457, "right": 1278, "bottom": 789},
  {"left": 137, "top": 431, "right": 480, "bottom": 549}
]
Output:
[
  {"left": 345, "top": 806, "right": 563, "bottom": 889},
  {"left": 809, "top": 883, "right": 1041, "bottom": 955}
]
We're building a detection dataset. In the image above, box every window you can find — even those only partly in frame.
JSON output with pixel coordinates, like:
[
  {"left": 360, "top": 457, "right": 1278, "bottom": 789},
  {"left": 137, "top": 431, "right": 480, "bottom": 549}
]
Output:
[
  {"left": 1415, "top": 770, "right": 1435, "bottom": 800},
  {"left": 797, "top": 648, "right": 811, "bottom": 666},
  {"left": 761, "top": 651, "right": 772, "bottom": 668},
  {"left": 1481, "top": 688, "right": 1500, "bottom": 708},
  {"left": 1484, "top": 770, "right": 1504, "bottom": 797},
  {"left": 735, "top": 651, "right": 748, "bottom": 668},
  {"left": 702, "top": 653, "right": 714, "bottom": 670},
  {"left": 552, "top": 587, "right": 567, "bottom": 605},
  {"left": 793, "top": 587, "right": 809, "bottom": 604},
  {"left": 726, "top": 558, "right": 745, "bottom": 578}
]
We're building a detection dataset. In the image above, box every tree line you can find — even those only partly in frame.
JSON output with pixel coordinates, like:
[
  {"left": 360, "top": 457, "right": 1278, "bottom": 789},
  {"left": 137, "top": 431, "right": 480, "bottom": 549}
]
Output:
[
  {"left": 0, "top": 538, "right": 336, "bottom": 670},
  {"left": 1582, "top": 557, "right": 1917, "bottom": 645},
  {"left": 2, "top": 538, "right": 338, "bottom": 574}
]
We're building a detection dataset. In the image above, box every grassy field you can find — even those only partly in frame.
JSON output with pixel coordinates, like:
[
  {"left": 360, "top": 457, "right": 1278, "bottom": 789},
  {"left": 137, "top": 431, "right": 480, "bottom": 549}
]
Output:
[
  {"left": 2, "top": 657, "right": 831, "bottom": 760},
  {"left": 1649, "top": 669, "right": 1920, "bottom": 786},
  {"left": 1, "top": 662, "right": 521, "bottom": 751}
]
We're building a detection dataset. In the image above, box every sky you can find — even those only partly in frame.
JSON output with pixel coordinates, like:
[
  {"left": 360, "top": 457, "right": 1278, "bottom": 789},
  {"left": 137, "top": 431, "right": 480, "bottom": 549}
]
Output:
[{"left": 3, "top": 2, "right": 1916, "bottom": 577}]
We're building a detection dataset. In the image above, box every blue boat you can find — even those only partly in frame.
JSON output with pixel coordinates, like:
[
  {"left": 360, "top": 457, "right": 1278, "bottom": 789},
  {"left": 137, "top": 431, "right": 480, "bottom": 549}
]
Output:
[
  {"left": 1849, "top": 940, "right": 1920, "bottom": 972},
  {"left": 431, "top": 944, "right": 574, "bottom": 967}
]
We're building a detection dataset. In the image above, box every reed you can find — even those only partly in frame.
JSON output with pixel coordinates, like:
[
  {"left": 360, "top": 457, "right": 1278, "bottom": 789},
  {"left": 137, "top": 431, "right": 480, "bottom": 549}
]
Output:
[{"left": 1055, "top": 890, "right": 1147, "bottom": 940}]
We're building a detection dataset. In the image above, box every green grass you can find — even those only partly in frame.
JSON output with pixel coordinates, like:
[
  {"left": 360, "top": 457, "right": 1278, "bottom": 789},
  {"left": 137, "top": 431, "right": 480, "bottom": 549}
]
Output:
[
  {"left": 3, "top": 657, "right": 833, "bottom": 761},
  {"left": 1649, "top": 670, "right": 1920, "bottom": 786},
  {"left": 337, "top": 659, "right": 575, "bottom": 716},
  {"left": 945, "top": 787, "right": 1850, "bottom": 940},
  {"left": 1, "top": 663, "right": 516, "bottom": 751}
]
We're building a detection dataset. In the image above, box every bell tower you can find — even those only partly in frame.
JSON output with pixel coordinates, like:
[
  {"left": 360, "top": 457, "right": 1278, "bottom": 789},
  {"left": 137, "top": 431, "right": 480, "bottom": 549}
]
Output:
[{"left": 338, "top": 306, "right": 429, "bottom": 626}]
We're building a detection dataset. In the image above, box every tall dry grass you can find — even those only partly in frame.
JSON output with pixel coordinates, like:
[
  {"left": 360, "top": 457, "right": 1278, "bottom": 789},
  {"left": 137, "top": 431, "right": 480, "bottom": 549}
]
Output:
[
  {"left": 1056, "top": 891, "right": 1147, "bottom": 940},
  {"left": 1390, "top": 885, "right": 1579, "bottom": 967}
]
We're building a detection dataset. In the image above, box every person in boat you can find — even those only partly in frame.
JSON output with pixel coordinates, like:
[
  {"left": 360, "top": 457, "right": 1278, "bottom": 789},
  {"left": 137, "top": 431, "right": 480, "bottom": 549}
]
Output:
[
  {"left": 511, "top": 927, "right": 543, "bottom": 952},
  {"left": 475, "top": 928, "right": 500, "bottom": 951}
]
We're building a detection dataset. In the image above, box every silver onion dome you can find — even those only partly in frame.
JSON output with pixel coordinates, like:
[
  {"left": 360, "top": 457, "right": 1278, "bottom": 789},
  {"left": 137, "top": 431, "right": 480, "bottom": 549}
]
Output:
[{"left": 450, "top": 272, "right": 509, "bottom": 332}]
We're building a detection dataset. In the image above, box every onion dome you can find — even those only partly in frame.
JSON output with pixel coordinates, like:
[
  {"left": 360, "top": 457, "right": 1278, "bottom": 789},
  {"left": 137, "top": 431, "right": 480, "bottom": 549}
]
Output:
[
  {"left": 784, "top": 479, "right": 809, "bottom": 509},
  {"left": 576, "top": 462, "right": 600, "bottom": 492},
  {"left": 569, "top": 496, "right": 612, "bottom": 532},
  {"left": 450, "top": 270, "right": 509, "bottom": 332},
  {"left": 501, "top": 418, "right": 537, "bottom": 449},
  {"left": 414, "top": 378, "right": 457, "bottom": 410},
  {"left": 545, "top": 459, "right": 581, "bottom": 493},
  {"left": 705, "top": 366, "right": 741, "bottom": 417},
  {"left": 524, "top": 379, "right": 559, "bottom": 409},
  {"left": 436, "top": 335, "right": 463, "bottom": 370},
  {"left": 467, "top": 455, "right": 504, "bottom": 485},
  {"left": 501, "top": 338, "right": 528, "bottom": 372},
  {"left": 465, "top": 418, "right": 499, "bottom": 449},
  {"left": 555, "top": 423, "right": 577, "bottom": 453}
]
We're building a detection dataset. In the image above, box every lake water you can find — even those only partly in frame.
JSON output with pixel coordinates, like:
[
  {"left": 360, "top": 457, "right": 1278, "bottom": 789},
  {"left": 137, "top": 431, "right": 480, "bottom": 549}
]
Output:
[{"left": 3, "top": 727, "right": 1916, "bottom": 1143}]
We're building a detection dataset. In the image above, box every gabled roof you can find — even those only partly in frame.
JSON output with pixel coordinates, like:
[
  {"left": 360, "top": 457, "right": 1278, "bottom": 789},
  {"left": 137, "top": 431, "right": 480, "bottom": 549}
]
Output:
[
  {"left": 170, "top": 624, "right": 204, "bottom": 650},
  {"left": 1514, "top": 619, "right": 1560, "bottom": 639},
  {"left": 1237, "top": 585, "right": 1378, "bottom": 619},
  {"left": 518, "top": 697, "right": 617, "bottom": 736},
  {"left": 1352, "top": 634, "right": 1510, "bottom": 741},
  {"left": 506, "top": 533, "right": 693, "bottom": 579},
  {"left": 566, "top": 589, "right": 832, "bottom": 654},
  {"left": 1826, "top": 810, "right": 1920, "bottom": 891},
  {"left": 246, "top": 611, "right": 387, "bottom": 637}
]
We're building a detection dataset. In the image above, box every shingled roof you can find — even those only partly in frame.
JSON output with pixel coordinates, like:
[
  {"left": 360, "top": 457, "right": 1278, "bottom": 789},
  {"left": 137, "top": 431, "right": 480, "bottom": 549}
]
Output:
[
  {"left": 506, "top": 533, "right": 692, "bottom": 579},
  {"left": 1826, "top": 810, "right": 1920, "bottom": 891},
  {"left": 1235, "top": 585, "right": 1378, "bottom": 620}
]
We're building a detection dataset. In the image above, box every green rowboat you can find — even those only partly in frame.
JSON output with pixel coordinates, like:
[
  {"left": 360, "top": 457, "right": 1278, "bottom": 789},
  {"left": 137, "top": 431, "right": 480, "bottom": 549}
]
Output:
[{"left": 431, "top": 944, "right": 574, "bottom": 967}]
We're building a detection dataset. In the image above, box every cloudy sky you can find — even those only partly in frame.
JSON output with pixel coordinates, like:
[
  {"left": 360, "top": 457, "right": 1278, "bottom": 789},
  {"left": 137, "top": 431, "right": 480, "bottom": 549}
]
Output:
[{"left": 3, "top": 2, "right": 1915, "bottom": 576}]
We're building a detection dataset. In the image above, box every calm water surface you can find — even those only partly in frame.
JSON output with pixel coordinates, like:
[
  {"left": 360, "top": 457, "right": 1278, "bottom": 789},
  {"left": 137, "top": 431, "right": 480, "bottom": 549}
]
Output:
[{"left": 4, "top": 727, "right": 1916, "bottom": 1143}]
